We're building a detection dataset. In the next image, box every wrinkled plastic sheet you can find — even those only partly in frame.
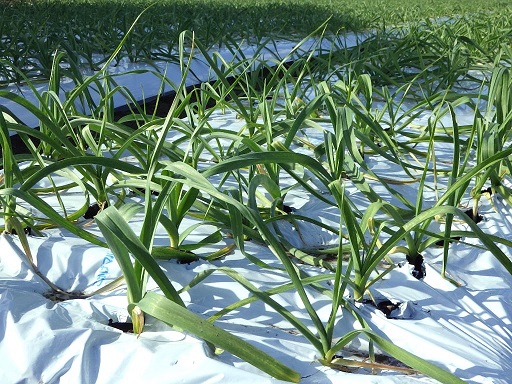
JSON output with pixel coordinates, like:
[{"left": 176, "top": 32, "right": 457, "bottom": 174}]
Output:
[{"left": 0, "top": 234, "right": 284, "bottom": 384}]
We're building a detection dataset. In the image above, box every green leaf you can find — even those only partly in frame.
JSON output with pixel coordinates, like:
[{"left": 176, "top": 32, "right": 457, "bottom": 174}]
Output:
[
  {"left": 137, "top": 292, "right": 300, "bottom": 383},
  {"left": 95, "top": 206, "right": 185, "bottom": 306},
  {"left": 363, "top": 330, "right": 466, "bottom": 384}
]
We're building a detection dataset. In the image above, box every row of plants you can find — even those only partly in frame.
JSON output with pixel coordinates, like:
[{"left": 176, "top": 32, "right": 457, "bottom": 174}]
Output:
[
  {"left": 1, "top": 0, "right": 512, "bottom": 85},
  {"left": 1, "top": 11, "right": 512, "bottom": 383}
]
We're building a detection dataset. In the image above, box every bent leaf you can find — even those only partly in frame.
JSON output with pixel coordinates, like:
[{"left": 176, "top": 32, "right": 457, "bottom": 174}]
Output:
[{"left": 137, "top": 291, "right": 301, "bottom": 383}]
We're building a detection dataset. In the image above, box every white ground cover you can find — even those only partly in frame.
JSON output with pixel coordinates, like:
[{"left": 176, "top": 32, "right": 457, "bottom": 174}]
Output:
[{"left": 1, "top": 36, "right": 511, "bottom": 384}]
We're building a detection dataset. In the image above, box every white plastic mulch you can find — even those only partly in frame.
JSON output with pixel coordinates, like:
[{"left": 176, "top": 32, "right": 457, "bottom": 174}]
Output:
[{"left": 1, "top": 35, "right": 512, "bottom": 384}]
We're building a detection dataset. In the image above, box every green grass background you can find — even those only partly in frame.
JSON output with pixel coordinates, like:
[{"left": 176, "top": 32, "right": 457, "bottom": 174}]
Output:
[
  {"left": 2, "top": 0, "right": 510, "bottom": 40},
  {"left": 1, "top": 0, "right": 510, "bottom": 84}
]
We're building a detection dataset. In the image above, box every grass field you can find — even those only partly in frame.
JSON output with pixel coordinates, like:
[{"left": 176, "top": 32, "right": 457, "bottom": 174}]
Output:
[{"left": 1, "top": 0, "right": 512, "bottom": 85}]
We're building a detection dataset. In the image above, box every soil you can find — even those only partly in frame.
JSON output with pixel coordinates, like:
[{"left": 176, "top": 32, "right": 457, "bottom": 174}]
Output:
[
  {"left": 406, "top": 253, "right": 426, "bottom": 279},
  {"left": 463, "top": 208, "right": 483, "bottom": 224},
  {"left": 434, "top": 236, "right": 462, "bottom": 247},
  {"left": 83, "top": 201, "right": 109, "bottom": 219},
  {"left": 363, "top": 298, "right": 402, "bottom": 319},
  {"left": 376, "top": 299, "right": 401, "bottom": 318},
  {"left": 9, "top": 226, "right": 32, "bottom": 236},
  {"left": 282, "top": 204, "right": 294, "bottom": 213},
  {"left": 107, "top": 319, "right": 134, "bottom": 333},
  {"left": 43, "top": 290, "right": 87, "bottom": 301}
]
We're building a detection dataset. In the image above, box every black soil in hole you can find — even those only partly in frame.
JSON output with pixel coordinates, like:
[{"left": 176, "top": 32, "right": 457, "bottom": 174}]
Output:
[
  {"left": 108, "top": 319, "right": 133, "bottom": 333},
  {"left": 363, "top": 299, "right": 401, "bottom": 319},
  {"left": 406, "top": 253, "right": 425, "bottom": 279},
  {"left": 434, "top": 236, "right": 462, "bottom": 247},
  {"left": 377, "top": 300, "right": 400, "bottom": 318},
  {"left": 463, "top": 208, "right": 483, "bottom": 224},
  {"left": 282, "top": 204, "right": 293, "bottom": 213},
  {"left": 176, "top": 250, "right": 200, "bottom": 264},
  {"left": 84, "top": 202, "right": 108, "bottom": 219},
  {"left": 10, "top": 226, "right": 33, "bottom": 236}
]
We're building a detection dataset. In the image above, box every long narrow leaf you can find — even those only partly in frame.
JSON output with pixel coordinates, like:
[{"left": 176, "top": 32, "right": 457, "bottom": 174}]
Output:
[
  {"left": 137, "top": 292, "right": 300, "bottom": 383},
  {"left": 95, "top": 206, "right": 184, "bottom": 306}
]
